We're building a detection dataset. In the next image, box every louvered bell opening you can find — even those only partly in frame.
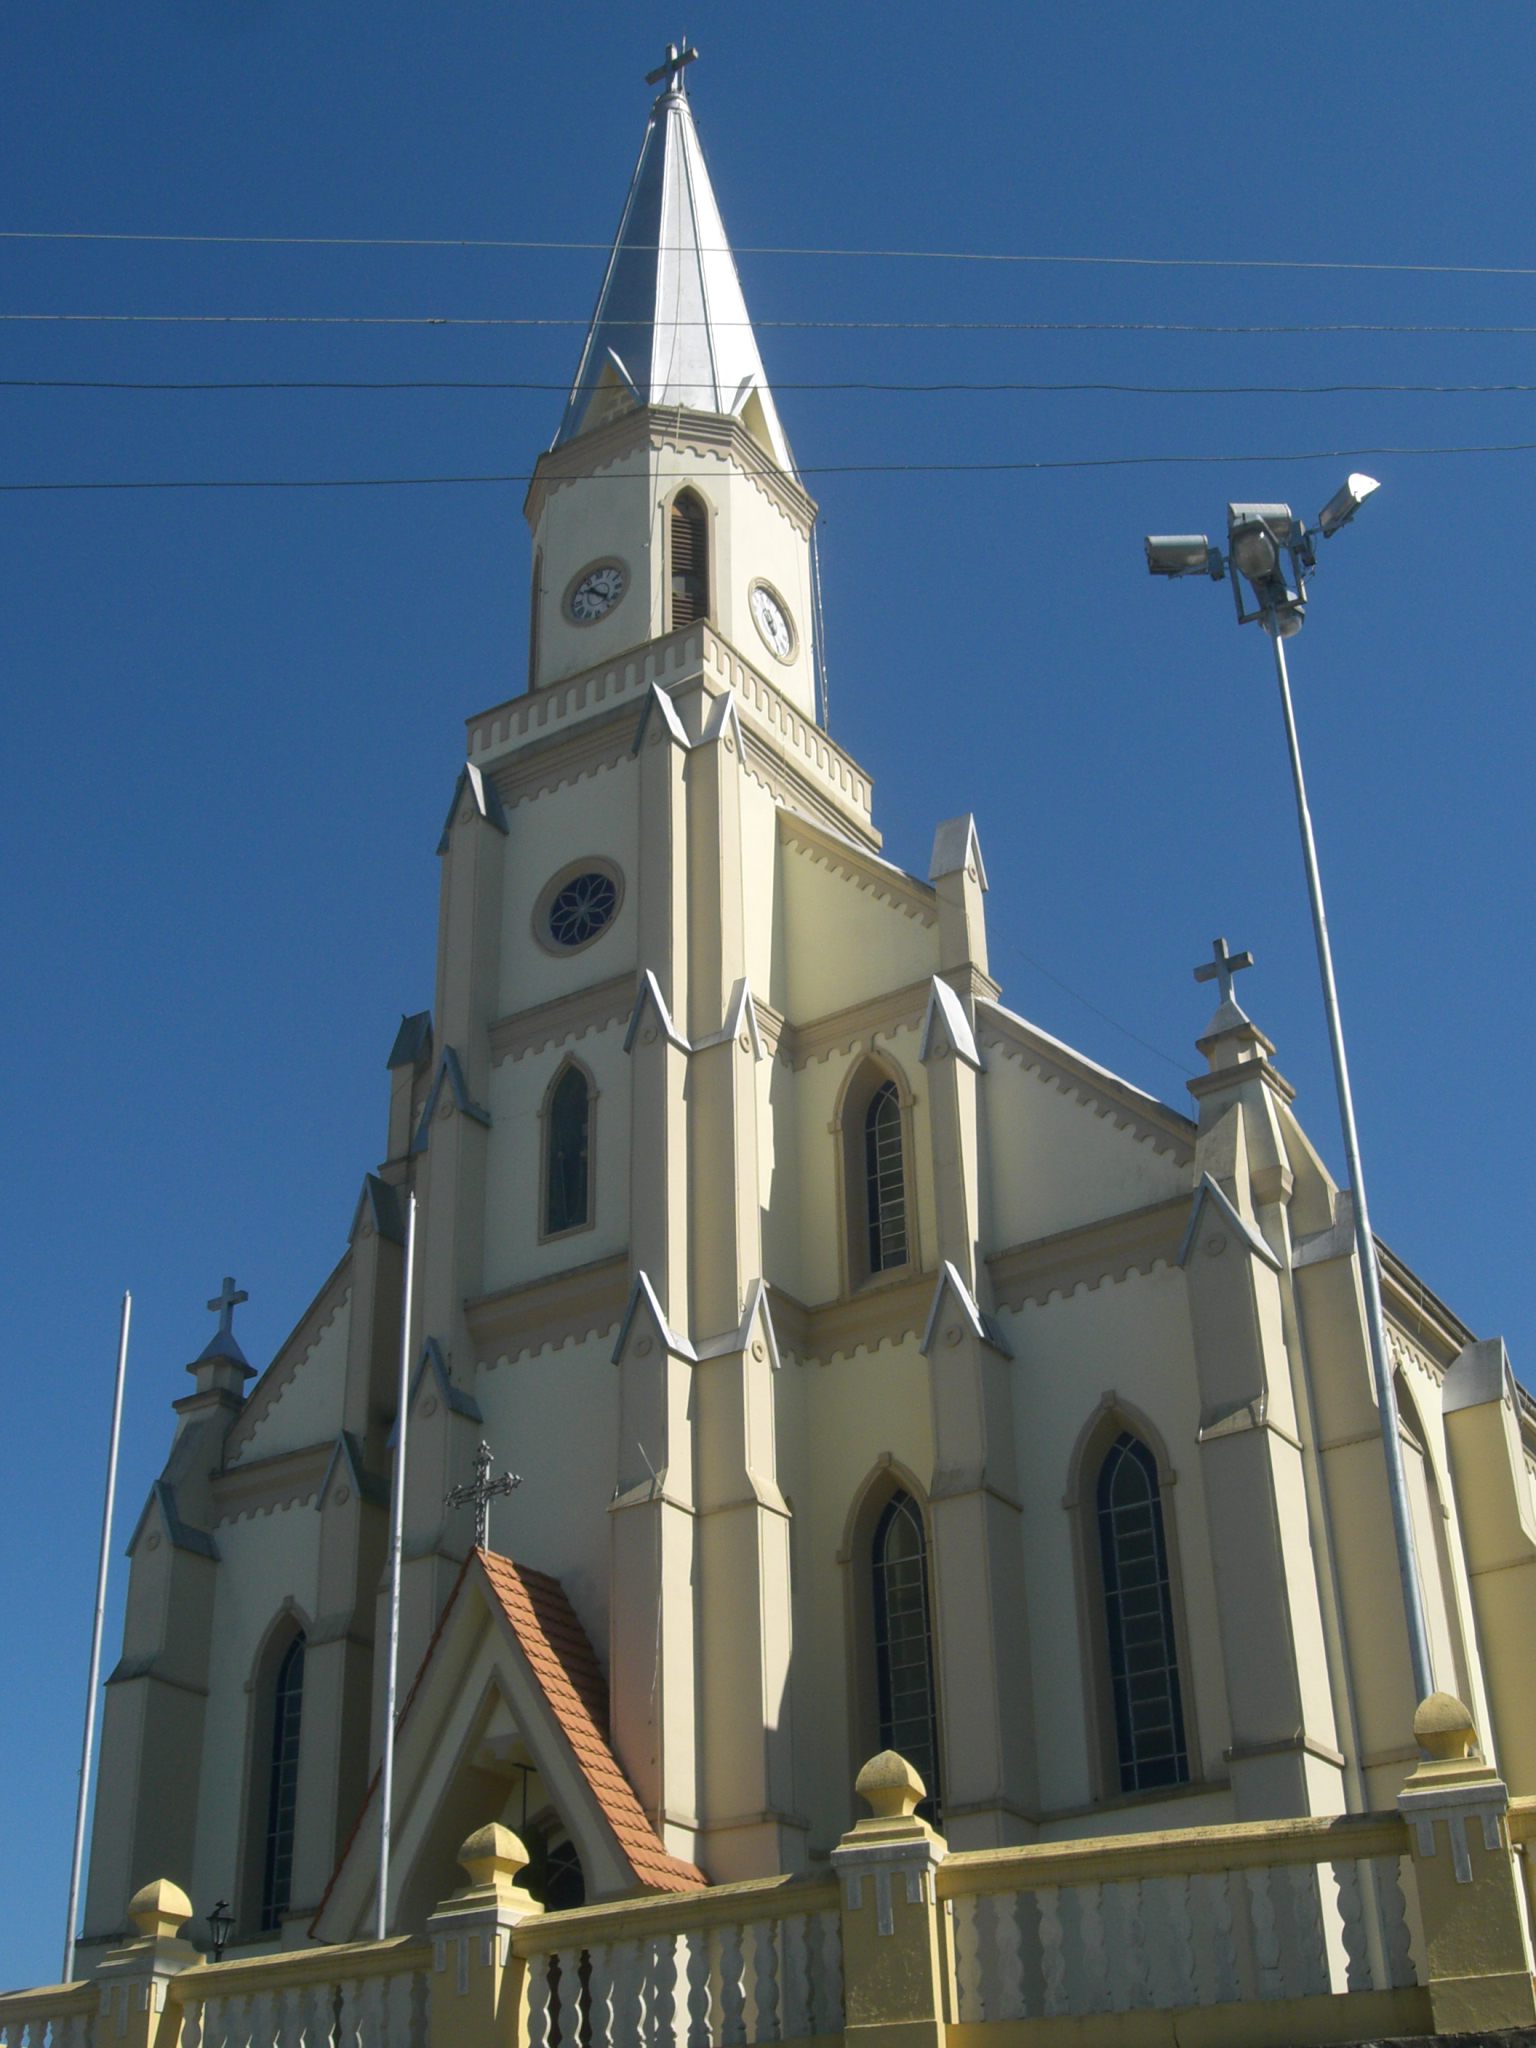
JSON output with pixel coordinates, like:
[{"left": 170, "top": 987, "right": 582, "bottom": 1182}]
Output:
[{"left": 670, "top": 493, "right": 710, "bottom": 627}]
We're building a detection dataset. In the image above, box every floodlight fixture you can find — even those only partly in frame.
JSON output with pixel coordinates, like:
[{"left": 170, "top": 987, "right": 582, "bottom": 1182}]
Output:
[
  {"left": 1145, "top": 535, "right": 1224, "bottom": 580},
  {"left": 1317, "top": 471, "right": 1381, "bottom": 539}
]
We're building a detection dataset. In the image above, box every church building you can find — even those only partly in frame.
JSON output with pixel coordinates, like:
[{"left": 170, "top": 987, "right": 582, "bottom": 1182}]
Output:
[{"left": 79, "top": 53, "right": 1536, "bottom": 1968}]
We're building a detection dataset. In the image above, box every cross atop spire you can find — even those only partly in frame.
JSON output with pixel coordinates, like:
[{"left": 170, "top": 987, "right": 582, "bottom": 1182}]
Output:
[
  {"left": 645, "top": 37, "right": 698, "bottom": 96},
  {"left": 1193, "top": 937, "right": 1254, "bottom": 1008},
  {"left": 194, "top": 1274, "right": 252, "bottom": 1367},
  {"left": 445, "top": 1439, "right": 522, "bottom": 1552}
]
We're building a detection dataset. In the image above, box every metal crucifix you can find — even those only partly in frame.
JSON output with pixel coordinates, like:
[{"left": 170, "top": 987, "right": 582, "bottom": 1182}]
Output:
[
  {"left": 645, "top": 37, "right": 698, "bottom": 93},
  {"left": 445, "top": 1440, "right": 521, "bottom": 1551},
  {"left": 1193, "top": 935, "right": 1254, "bottom": 1007},
  {"left": 205, "top": 1275, "right": 249, "bottom": 1343}
]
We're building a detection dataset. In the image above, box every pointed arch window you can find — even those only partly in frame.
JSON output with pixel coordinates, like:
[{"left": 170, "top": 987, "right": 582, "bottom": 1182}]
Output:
[
  {"left": 865, "top": 1081, "right": 908, "bottom": 1274},
  {"left": 543, "top": 1063, "right": 592, "bottom": 1238},
  {"left": 872, "top": 1491, "right": 941, "bottom": 1813},
  {"left": 1096, "top": 1434, "right": 1188, "bottom": 1792},
  {"left": 259, "top": 1630, "right": 305, "bottom": 1932},
  {"left": 669, "top": 491, "right": 710, "bottom": 627}
]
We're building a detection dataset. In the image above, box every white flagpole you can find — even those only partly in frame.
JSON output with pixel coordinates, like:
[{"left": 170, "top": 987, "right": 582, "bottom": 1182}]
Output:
[
  {"left": 63, "top": 1290, "right": 132, "bottom": 1984},
  {"left": 376, "top": 1191, "right": 417, "bottom": 1942}
]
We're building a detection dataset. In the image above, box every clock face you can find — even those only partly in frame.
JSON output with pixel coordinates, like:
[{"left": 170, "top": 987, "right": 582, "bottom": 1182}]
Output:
[
  {"left": 750, "top": 582, "right": 794, "bottom": 660},
  {"left": 568, "top": 562, "right": 626, "bottom": 623}
]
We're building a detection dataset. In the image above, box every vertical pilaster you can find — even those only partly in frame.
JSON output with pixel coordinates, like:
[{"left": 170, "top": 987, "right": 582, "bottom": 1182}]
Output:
[
  {"left": 91, "top": 1882, "right": 198, "bottom": 2048},
  {"left": 831, "top": 1753, "right": 949, "bottom": 2048},
  {"left": 425, "top": 1825, "right": 543, "bottom": 2048}
]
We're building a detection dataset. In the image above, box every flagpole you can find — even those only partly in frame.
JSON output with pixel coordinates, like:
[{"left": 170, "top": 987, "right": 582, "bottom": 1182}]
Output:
[
  {"left": 376, "top": 1191, "right": 417, "bottom": 1942},
  {"left": 63, "top": 1290, "right": 132, "bottom": 1983}
]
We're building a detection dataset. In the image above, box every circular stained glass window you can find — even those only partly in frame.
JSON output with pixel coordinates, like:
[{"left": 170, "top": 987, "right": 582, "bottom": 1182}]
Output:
[{"left": 548, "top": 870, "right": 618, "bottom": 948}]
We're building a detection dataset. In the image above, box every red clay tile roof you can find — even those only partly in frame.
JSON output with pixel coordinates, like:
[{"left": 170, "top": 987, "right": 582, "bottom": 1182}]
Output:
[{"left": 478, "top": 1549, "right": 706, "bottom": 1893}]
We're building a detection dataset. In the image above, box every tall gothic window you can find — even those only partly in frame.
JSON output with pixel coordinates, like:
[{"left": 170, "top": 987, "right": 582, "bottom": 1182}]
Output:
[
  {"left": 669, "top": 491, "right": 709, "bottom": 626},
  {"left": 872, "top": 1491, "right": 941, "bottom": 1813},
  {"left": 1096, "top": 1434, "right": 1188, "bottom": 1792},
  {"left": 260, "top": 1630, "right": 305, "bottom": 1931},
  {"left": 864, "top": 1081, "right": 908, "bottom": 1273},
  {"left": 544, "top": 1063, "right": 591, "bottom": 1236}
]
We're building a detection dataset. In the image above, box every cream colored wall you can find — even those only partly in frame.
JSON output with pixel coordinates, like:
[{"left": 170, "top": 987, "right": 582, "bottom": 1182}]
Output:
[
  {"left": 232, "top": 1294, "right": 350, "bottom": 1463},
  {"left": 532, "top": 452, "right": 657, "bottom": 690},
  {"left": 999, "top": 1267, "right": 1231, "bottom": 1815},
  {"left": 983, "top": 1049, "right": 1189, "bottom": 1247},
  {"left": 190, "top": 1501, "right": 324, "bottom": 1924},
  {"left": 495, "top": 762, "right": 639, "bottom": 1016},
  {"left": 482, "top": 1021, "right": 630, "bottom": 1292},
  {"left": 473, "top": 1338, "right": 618, "bottom": 1667},
  {"left": 738, "top": 772, "right": 780, "bottom": 1013},
  {"left": 777, "top": 840, "right": 936, "bottom": 1021}
]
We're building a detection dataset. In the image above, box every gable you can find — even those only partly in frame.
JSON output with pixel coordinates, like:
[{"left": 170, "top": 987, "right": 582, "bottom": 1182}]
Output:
[
  {"left": 312, "top": 1551, "right": 702, "bottom": 1942},
  {"left": 224, "top": 1255, "right": 351, "bottom": 1464},
  {"left": 778, "top": 817, "right": 938, "bottom": 1019}
]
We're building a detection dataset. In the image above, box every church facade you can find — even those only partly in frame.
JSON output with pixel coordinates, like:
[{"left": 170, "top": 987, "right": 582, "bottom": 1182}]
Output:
[{"left": 80, "top": 62, "right": 1536, "bottom": 1968}]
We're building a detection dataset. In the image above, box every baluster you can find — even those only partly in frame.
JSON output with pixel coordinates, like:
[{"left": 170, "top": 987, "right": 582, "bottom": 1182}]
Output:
[
  {"left": 384, "top": 1972, "right": 414, "bottom": 2046},
  {"left": 1188, "top": 1871, "right": 1239, "bottom": 2006},
  {"left": 1330, "top": 1860, "right": 1372, "bottom": 1993},
  {"left": 1244, "top": 1869, "right": 1284, "bottom": 1999},
  {"left": 1072, "top": 1883, "right": 1110, "bottom": 2013},
  {"left": 583, "top": 1944, "right": 613, "bottom": 2048},
  {"left": 812, "top": 1911, "right": 841, "bottom": 2035},
  {"left": 608, "top": 1940, "right": 642, "bottom": 2048},
  {"left": 1284, "top": 1864, "right": 1330, "bottom": 1996},
  {"left": 64, "top": 2017, "right": 93, "bottom": 2048},
  {"left": 779, "top": 1915, "right": 811, "bottom": 2041},
  {"left": 412, "top": 1965, "right": 431, "bottom": 2048},
  {"left": 684, "top": 1929, "right": 712, "bottom": 2048},
  {"left": 750, "top": 1920, "right": 780, "bottom": 2043},
  {"left": 199, "top": 1993, "right": 225, "bottom": 2048},
  {"left": 720, "top": 1925, "right": 749, "bottom": 2039},
  {"left": 996, "top": 1890, "right": 1030, "bottom": 2020},
  {"left": 336, "top": 1978, "right": 362, "bottom": 2048},
  {"left": 525, "top": 1953, "right": 556, "bottom": 2048},
  {"left": 1142, "top": 1874, "right": 1197, "bottom": 2009},
  {"left": 178, "top": 1992, "right": 206, "bottom": 2048},
  {"left": 1036, "top": 1887, "right": 1068, "bottom": 2018},
  {"left": 951, "top": 1896, "right": 983, "bottom": 2023},
  {"left": 221, "top": 1992, "right": 250, "bottom": 2048},
  {"left": 644, "top": 1933, "right": 677, "bottom": 2048},
  {"left": 311, "top": 1978, "right": 343, "bottom": 2048},
  {"left": 1383, "top": 1857, "right": 1419, "bottom": 1989},
  {"left": 1102, "top": 1880, "right": 1150, "bottom": 2011}
]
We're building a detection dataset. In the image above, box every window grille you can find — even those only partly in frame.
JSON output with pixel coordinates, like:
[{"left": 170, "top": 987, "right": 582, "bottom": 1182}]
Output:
[
  {"left": 1096, "top": 1433, "right": 1189, "bottom": 1792},
  {"left": 669, "top": 493, "right": 709, "bottom": 626},
  {"left": 545, "top": 1066, "right": 591, "bottom": 1235},
  {"left": 260, "top": 1631, "right": 305, "bottom": 1931},
  {"left": 864, "top": 1081, "right": 908, "bottom": 1273},
  {"left": 873, "top": 1491, "right": 941, "bottom": 1815}
]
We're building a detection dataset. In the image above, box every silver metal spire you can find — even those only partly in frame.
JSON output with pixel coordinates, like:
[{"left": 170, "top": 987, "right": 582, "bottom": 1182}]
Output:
[{"left": 553, "top": 49, "right": 795, "bottom": 472}]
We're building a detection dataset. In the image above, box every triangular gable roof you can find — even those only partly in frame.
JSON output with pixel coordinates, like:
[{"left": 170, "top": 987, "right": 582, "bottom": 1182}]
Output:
[
  {"left": 622, "top": 970, "right": 690, "bottom": 1056},
  {"left": 928, "top": 813, "right": 989, "bottom": 889},
  {"left": 316, "top": 1431, "right": 390, "bottom": 1512},
  {"left": 412, "top": 1047, "right": 491, "bottom": 1152},
  {"left": 386, "top": 1010, "right": 433, "bottom": 1072},
  {"left": 631, "top": 681, "right": 691, "bottom": 755},
  {"left": 352, "top": 1174, "right": 405, "bottom": 1247},
  {"left": 920, "top": 976, "right": 983, "bottom": 1071},
  {"left": 920, "top": 1261, "right": 1012, "bottom": 1360},
  {"left": 127, "top": 1480, "right": 219, "bottom": 1561},
  {"left": 437, "top": 761, "right": 509, "bottom": 855},
  {"left": 311, "top": 1550, "right": 703, "bottom": 1939},
  {"left": 1177, "top": 1172, "right": 1282, "bottom": 1273}
]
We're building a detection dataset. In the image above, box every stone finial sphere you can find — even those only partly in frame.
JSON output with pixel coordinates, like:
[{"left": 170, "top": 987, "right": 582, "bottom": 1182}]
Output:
[
  {"left": 1414, "top": 1690, "right": 1479, "bottom": 1761},
  {"left": 459, "top": 1821, "right": 530, "bottom": 1883},
  {"left": 127, "top": 1878, "right": 193, "bottom": 1939},
  {"left": 855, "top": 1749, "right": 927, "bottom": 1819}
]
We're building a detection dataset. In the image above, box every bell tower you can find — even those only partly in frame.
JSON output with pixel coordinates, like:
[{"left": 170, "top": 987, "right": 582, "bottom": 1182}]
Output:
[{"left": 524, "top": 45, "right": 820, "bottom": 721}]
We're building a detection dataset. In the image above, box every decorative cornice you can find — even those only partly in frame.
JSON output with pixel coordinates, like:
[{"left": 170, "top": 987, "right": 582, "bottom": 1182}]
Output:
[
  {"left": 768, "top": 1269, "right": 937, "bottom": 1365},
  {"left": 1186, "top": 1056, "right": 1297, "bottom": 1108},
  {"left": 778, "top": 812, "right": 936, "bottom": 929},
  {"left": 988, "top": 1196, "right": 1189, "bottom": 1313},
  {"left": 979, "top": 1001, "right": 1195, "bottom": 1163},
  {"left": 780, "top": 980, "right": 929, "bottom": 1070},
  {"left": 489, "top": 974, "right": 634, "bottom": 1068},
  {"left": 211, "top": 1441, "right": 334, "bottom": 1525},
  {"left": 524, "top": 406, "right": 819, "bottom": 537},
  {"left": 1378, "top": 1240, "right": 1475, "bottom": 1369},
  {"left": 465, "top": 1252, "right": 630, "bottom": 1367},
  {"left": 223, "top": 1256, "right": 352, "bottom": 1460}
]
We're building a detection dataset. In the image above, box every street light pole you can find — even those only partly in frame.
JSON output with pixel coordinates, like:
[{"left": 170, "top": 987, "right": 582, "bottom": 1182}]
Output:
[
  {"left": 1266, "top": 619, "right": 1435, "bottom": 1704},
  {"left": 1146, "top": 477, "right": 1435, "bottom": 1710}
]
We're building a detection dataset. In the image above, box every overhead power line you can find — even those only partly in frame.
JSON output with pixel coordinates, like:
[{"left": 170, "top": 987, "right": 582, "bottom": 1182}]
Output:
[
  {"left": 7, "top": 439, "right": 1536, "bottom": 494},
  {"left": 9, "top": 377, "right": 1536, "bottom": 397},
  {"left": 6, "top": 227, "right": 1536, "bottom": 279},
  {"left": 11, "top": 312, "right": 1536, "bottom": 336}
]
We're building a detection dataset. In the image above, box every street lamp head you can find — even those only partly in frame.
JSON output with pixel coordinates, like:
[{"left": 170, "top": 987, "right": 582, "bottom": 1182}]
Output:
[
  {"left": 1144, "top": 535, "right": 1225, "bottom": 580},
  {"left": 1316, "top": 471, "right": 1381, "bottom": 539}
]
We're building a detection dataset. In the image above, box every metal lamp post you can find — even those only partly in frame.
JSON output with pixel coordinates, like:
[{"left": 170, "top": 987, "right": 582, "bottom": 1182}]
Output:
[{"left": 1145, "top": 476, "right": 1436, "bottom": 1708}]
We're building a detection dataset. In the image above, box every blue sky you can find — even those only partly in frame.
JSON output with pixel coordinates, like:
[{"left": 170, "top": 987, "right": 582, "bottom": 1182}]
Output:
[{"left": 3, "top": 0, "right": 1533, "bottom": 1989}]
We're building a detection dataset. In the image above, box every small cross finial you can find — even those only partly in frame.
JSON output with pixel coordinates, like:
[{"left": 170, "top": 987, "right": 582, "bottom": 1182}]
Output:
[
  {"left": 1193, "top": 936, "right": 1255, "bottom": 1008},
  {"left": 445, "top": 1439, "right": 522, "bottom": 1552},
  {"left": 645, "top": 36, "right": 698, "bottom": 94},
  {"left": 206, "top": 1275, "right": 248, "bottom": 1341}
]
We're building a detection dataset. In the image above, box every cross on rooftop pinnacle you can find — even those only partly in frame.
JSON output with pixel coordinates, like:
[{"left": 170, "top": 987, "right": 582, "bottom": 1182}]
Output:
[
  {"left": 206, "top": 1275, "right": 248, "bottom": 1343},
  {"left": 645, "top": 37, "right": 698, "bottom": 95},
  {"left": 445, "top": 1440, "right": 522, "bottom": 1551},
  {"left": 1193, "top": 936, "right": 1255, "bottom": 1008}
]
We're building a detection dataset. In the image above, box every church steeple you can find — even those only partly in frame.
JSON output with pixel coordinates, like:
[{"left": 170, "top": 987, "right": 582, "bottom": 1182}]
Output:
[
  {"left": 524, "top": 48, "right": 820, "bottom": 719},
  {"left": 553, "top": 44, "right": 795, "bottom": 474}
]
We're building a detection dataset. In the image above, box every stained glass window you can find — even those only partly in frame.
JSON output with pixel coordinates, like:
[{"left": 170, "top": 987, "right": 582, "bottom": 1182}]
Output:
[
  {"left": 873, "top": 1491, "right": 940, "bottom": 1815},
  {"left": 864, "top": 1082, "right": 907, "bottom": 1273},
  {"left": 545, "top": 1066, "right": 591, "bottom": 1235},
  {"left": 260, "top": 1631, "right": 305, "bottom": 1932}
]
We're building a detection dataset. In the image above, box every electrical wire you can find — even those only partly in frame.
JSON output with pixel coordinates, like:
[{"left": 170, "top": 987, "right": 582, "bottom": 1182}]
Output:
[
  {"left": 6, "top": 438, "right": 1536, "bottom": 494},
  {"left": 10, "top": 313, "right": 1536, "bottom": 335},
  {"left": 7, "top": 227, "right": 1536, "bottom": 279},
  {"left": 9, "top": 377, "right": 1536, "bottom": 397}
]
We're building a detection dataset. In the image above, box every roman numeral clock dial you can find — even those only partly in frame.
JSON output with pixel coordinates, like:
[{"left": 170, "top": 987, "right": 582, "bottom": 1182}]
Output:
[{"left": 568, "top": 561, "right": 627, "bottom": 623}]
